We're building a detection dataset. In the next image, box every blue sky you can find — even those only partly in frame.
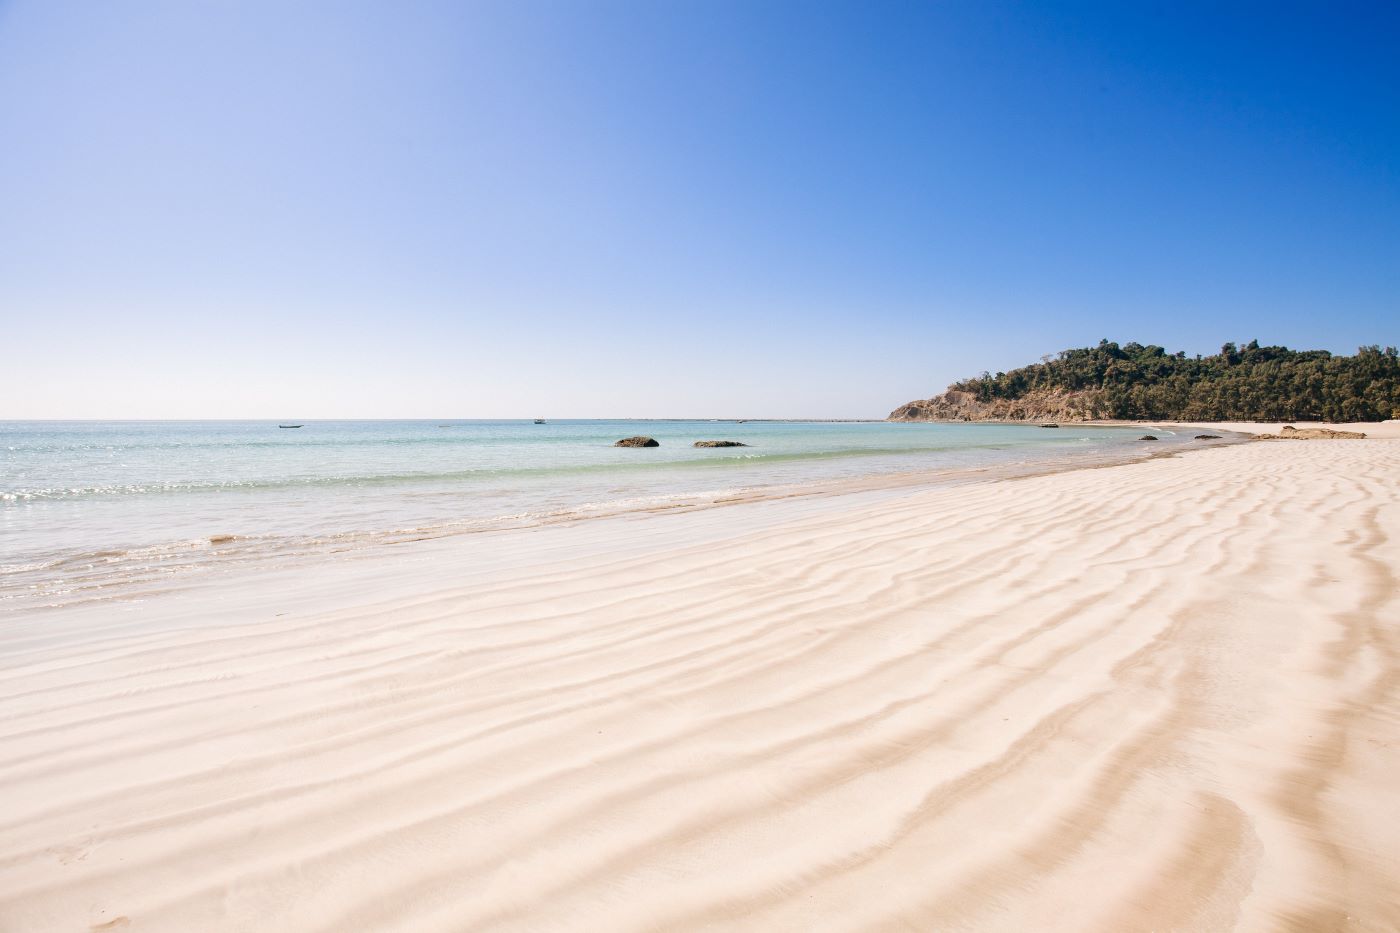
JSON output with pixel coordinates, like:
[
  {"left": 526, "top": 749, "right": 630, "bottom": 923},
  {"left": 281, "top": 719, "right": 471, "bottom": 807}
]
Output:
[{"left": 1, "top": 1, "right": 1396, "bottom": 418}]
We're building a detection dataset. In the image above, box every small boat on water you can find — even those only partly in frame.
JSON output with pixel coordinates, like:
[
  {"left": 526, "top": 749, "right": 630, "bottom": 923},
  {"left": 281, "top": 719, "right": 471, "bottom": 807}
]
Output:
[
  {"left": 534, "top": 418, "right": 547, "bottom": 424},
  {"left": 278, "top": 424, "right": 303, "bottom": 429}
]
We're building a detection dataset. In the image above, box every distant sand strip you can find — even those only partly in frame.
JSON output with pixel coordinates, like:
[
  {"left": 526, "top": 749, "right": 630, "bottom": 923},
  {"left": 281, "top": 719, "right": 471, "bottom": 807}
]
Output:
[{"left": 0, "top": 440, "right": 1397, "bottom": 931}]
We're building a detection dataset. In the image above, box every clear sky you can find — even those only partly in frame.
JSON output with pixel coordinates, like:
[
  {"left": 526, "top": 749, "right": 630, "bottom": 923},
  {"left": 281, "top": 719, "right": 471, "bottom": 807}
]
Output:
[{"left": 2, "top": 1, "right": 1396, "bottom": 419}]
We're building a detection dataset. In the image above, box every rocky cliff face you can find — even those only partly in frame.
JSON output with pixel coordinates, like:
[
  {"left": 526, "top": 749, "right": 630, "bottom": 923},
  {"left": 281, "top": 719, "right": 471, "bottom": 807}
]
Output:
[{"left": 888, "top": 388, "right": 1111, "bottom": 422}]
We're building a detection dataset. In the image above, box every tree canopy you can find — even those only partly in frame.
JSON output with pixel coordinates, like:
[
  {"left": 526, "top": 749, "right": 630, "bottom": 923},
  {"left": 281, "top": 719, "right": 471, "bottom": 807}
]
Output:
[{"left": 950, "top": 340, "right": 1400, "bottom": 421}]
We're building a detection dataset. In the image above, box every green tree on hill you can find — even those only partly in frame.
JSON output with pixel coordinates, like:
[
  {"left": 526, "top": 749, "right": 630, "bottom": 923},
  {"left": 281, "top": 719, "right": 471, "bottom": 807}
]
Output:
[{"left": 949, "top": 341, "right": 1400, "bottom": 421}]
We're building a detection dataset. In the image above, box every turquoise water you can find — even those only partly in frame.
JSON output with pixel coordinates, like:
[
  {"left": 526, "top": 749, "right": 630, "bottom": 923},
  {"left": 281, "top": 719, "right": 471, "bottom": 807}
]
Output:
[{"left": 1, "top": 419, "right": 1201, "bottom": 610}]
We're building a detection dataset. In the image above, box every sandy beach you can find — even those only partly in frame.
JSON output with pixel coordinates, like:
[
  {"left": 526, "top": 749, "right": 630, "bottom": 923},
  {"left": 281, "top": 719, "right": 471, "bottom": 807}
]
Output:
[
  {"left": 1, "top": 437, "right": 1398, "bottom": 932},
  {"left": 1158, "top": 420, "right": 1400, "bottom": 440}
]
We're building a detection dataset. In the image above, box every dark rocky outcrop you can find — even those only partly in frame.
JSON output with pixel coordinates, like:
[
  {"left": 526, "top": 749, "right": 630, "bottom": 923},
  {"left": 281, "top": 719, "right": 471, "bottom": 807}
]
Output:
[
  {"left": 693, "top": 440, "right": 748, "bottom": 448},
  {"left": 1194, "top": 434, "right": 1222, "bottom": 440},
  {"left": 614, "top": 436, "right": 659, "bottom": 448},
  {"left": 1138, "top": 435, "right": 1159, "bottom": 441}
]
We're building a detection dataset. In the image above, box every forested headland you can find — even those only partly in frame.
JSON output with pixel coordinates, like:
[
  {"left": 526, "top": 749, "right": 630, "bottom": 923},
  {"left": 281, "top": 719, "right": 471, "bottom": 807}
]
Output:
[{"left": 889, "top": 341, "right": 1400, "bottom": 422}]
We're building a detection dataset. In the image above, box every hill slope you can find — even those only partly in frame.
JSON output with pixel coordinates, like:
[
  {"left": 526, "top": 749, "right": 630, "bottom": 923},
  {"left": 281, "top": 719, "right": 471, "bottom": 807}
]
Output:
[{"left": 889, "top": 341, "right": 1400, "bottom": 422}]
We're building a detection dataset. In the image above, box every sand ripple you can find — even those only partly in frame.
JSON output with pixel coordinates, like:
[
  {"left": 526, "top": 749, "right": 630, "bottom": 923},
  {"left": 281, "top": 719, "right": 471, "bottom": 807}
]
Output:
[{"left": 0, "top": 441, "right": 1397, "bottom": 931}]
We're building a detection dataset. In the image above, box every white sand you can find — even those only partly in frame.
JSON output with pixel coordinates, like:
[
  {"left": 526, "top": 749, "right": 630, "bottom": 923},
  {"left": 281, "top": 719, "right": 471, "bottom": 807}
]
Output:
[
  {"left": 1, "top": 439, "right": 1398, "bottom": 931},
  {"left": 1158, "top": 419, "right": 1400, "bottom": 439}
]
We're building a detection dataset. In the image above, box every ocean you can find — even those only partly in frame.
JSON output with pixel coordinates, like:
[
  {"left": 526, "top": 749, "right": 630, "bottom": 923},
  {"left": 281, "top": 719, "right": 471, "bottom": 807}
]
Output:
[{"left": 1, "top": 419, "right": 1212, "bottom": 612}]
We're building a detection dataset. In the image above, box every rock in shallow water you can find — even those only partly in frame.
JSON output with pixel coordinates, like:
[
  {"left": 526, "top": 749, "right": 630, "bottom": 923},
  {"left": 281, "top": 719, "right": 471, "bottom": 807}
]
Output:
[
  {"left": 1139, "top": 435, "right": 1159, "bottom": 441},
  {"left": 693, "top": 440, "right": 748, "bottom": 447},
  {"left": 614, "top": 436, "right": 659, "bottom": 448}
]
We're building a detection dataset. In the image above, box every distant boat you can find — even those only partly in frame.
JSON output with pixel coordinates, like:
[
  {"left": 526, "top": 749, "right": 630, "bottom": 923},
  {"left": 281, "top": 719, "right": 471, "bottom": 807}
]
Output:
[
  {"left": 278, "top": 424, "right": 303, "bottom": 429},
  {"left": 534, "top": 418, "right": 547, "bottom": 424}
]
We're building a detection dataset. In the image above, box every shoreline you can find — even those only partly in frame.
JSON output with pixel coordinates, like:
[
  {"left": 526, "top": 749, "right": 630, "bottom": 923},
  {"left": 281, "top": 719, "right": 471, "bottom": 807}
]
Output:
[
  {"left": 888, "top": 417, "right": 1400, "bottom": 438},
  {"left": 3, "top": 434, "right": 1398, "bottom": 930},
  {"left": 4, "top": 425, "right": 1244, "bottom": 616}
]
